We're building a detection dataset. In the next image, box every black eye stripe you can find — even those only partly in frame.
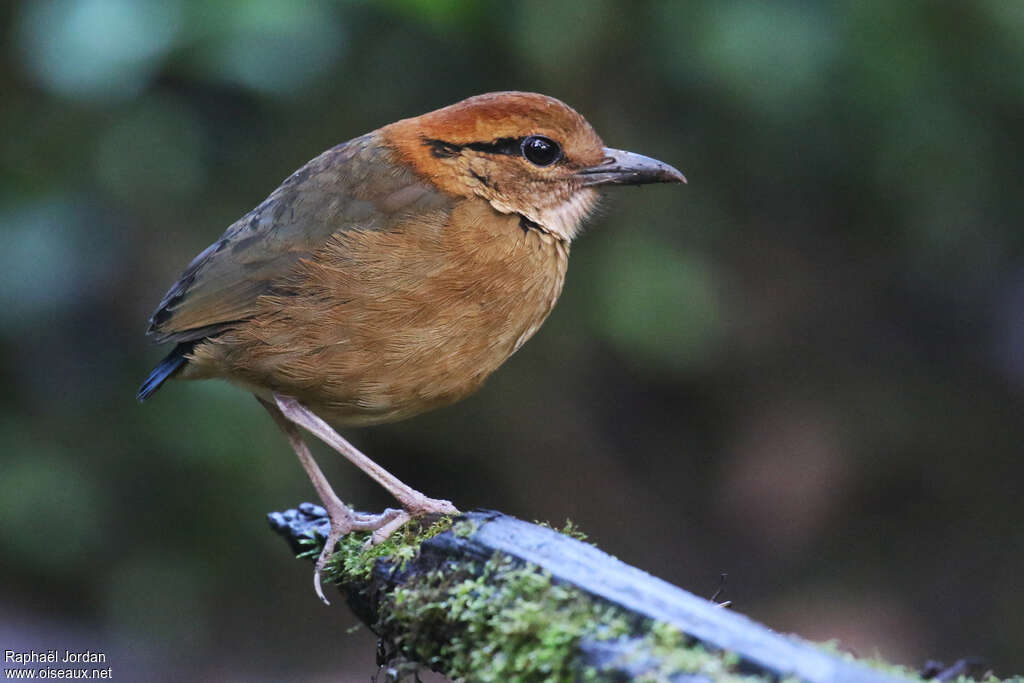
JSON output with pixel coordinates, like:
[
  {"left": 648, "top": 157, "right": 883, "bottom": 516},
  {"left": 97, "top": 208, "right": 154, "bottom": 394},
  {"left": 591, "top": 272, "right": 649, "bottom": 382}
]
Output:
[
  {"left": 424, "top": 138, "right": 461, "bottom": 158},
  {"left": 463, "top": 137, "right": 523, "bottom": 156},
  {"left": 422, "top": 137, "right": 520, "bottom": 157},
  {"left": 422, "top": 136, "right": 564, "bottom": 165}
]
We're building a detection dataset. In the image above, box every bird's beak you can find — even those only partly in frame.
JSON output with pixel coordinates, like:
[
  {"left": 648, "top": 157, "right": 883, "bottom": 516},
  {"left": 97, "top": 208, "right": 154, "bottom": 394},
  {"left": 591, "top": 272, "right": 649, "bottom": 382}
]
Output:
[{"left": 577, "top": 147, "right": 687, "bottom": 187}]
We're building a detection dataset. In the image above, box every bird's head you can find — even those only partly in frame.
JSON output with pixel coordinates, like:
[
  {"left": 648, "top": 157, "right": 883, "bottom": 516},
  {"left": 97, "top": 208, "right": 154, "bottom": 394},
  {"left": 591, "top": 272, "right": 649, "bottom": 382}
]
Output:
[{"left": 382, "top": 92, "right": 685, "bottom": 242}]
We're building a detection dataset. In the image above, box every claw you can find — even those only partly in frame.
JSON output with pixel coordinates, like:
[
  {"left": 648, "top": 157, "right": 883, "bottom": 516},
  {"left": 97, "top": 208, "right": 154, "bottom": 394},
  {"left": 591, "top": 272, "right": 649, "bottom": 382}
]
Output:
[
  {"left": 314, "top": 507, "right": 416, "bottom": 600},
  {"left": 314, "top": 512, "right": 354, "bottom": 605}
]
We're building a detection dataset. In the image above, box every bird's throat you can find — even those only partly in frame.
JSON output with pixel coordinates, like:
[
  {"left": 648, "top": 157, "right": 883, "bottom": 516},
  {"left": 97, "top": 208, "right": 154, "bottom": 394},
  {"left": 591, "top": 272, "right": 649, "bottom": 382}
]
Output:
[{"left": 488, "top": 187, "right": 598, "bottom": 243}]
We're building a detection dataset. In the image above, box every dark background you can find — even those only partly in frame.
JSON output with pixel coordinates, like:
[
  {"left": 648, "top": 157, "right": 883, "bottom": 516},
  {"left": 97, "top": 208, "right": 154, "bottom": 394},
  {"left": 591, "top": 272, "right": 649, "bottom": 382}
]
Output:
[{"left": 3, "top": 1, "right": 1023, "bottom": 680}]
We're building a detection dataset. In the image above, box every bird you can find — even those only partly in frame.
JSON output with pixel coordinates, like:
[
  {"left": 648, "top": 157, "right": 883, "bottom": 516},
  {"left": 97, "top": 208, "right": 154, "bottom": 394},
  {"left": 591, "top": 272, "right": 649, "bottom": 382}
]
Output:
[{"left": 138, "top": 91, "right": 685, "bottom": 602}]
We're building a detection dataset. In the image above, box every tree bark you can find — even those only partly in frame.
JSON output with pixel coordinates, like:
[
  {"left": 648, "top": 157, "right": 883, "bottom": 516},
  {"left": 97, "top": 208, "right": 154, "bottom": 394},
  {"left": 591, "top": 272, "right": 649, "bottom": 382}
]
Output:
[{"left": 270, "top": 505, "right": 913, "bottom": 683}]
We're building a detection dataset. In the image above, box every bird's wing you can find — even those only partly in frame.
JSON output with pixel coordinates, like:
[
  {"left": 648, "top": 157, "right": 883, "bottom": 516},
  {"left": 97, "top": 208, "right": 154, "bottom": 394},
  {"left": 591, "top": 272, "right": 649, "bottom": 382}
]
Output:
[{"left": 146, "top": 133, "right": 453, "bottom": 344}]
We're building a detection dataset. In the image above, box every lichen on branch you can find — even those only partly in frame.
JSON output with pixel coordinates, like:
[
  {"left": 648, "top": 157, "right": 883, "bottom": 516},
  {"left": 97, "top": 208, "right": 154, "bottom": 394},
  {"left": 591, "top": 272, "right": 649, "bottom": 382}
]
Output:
[{"left": 301, "top": 514, "right": 763, "bottom": 683}]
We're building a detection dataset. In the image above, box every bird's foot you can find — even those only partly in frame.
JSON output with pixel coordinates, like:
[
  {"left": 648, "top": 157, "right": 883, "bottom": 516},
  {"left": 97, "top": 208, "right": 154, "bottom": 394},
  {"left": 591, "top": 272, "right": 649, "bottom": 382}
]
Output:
[
  {"left": 397, "top": 493, "right": 459, "bottom": 518},
  {"left": 356, "top": 497, "right": 460, "bottom": 549},
  {"left": 313, "top": 501, "right": 355, "bottom": 605},
  {"left": 359, "top": 494, "right": 458, "bottom": 548},
  {"left": 314, "top": 507, "right": 412, "bottom": 602},
  {"left": 363, "top": 509, "right": 412, "bottom": 547}
]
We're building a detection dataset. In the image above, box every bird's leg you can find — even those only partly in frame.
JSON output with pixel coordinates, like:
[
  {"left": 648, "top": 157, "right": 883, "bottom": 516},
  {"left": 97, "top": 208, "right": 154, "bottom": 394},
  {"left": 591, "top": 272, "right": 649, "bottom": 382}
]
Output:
[
  {"left": 258, "top": 397, "right": 405, "bottom": 603},
  {"left": 273, "top": 394, "right": 459, "bottom": 518}
]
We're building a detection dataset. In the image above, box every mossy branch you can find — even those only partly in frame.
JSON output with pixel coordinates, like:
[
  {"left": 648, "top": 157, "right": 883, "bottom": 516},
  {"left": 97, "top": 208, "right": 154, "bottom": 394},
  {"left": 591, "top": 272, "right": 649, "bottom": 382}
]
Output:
[{"left": 267, "top": 506, "right": 970, "bottom": 683}]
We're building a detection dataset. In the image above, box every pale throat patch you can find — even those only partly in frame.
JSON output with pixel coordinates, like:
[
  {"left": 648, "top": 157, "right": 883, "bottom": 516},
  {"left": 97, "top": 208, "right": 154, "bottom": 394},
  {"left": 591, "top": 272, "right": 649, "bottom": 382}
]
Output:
[{"left": 489, "top": 187, "right": 599, "bottom": 242}]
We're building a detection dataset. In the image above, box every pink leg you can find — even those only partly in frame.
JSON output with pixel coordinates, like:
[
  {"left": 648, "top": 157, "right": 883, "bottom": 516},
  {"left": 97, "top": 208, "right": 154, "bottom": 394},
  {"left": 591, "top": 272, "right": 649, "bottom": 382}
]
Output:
[
  {"left": 259, "top": 397, "right": 405, "bottom": 604},
  {"left": 274, "top": 394, "right": 458, "bottom": 517}
]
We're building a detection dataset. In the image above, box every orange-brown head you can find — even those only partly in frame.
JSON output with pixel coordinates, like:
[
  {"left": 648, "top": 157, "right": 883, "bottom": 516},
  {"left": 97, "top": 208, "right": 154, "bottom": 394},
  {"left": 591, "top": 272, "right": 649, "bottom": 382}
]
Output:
[{"left": 382, "top": 92, "right": 685, "bottom": 242}]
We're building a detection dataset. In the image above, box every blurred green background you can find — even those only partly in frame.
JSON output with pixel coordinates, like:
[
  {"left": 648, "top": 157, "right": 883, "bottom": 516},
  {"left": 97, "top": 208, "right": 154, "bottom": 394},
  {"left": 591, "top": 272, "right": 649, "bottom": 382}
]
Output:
[{"left": 2, "top": 0, "right": 1024, "bottom": 680}]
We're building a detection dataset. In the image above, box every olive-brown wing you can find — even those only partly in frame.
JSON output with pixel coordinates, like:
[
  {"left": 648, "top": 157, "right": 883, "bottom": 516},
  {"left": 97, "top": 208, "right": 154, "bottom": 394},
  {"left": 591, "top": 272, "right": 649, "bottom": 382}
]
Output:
[{"left": 146, "top": 133, "right": 453, "bottom": 344}]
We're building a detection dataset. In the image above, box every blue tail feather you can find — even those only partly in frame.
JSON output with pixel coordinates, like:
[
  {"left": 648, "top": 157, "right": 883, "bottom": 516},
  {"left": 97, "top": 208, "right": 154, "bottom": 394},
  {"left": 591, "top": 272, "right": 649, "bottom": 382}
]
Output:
[{"left": 137, "top": 343, "right": 192, "bottom": 401}]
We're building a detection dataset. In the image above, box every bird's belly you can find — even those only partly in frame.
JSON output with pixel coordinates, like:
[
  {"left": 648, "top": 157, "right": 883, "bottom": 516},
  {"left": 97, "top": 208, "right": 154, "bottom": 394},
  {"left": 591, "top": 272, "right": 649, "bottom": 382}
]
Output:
[
  {"left": 196, "top": 205, "right": 569, "bottom": 426},
  {"left": 305, "top": 303, "right": 547, "bottom": 426}
]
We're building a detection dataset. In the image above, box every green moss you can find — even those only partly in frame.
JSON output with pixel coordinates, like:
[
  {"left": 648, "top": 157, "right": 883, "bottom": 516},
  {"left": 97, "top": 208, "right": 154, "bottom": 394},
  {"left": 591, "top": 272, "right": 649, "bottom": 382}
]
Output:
[
  {"left": 627, "top": 620, "right": 763, "bottom": 683},
  {"left": 383, "top": 554, "right": 636, "bottom": 682},
  {"left": 451, "top": 517, "right": 480, "bottom": 538},
  {"left": 312, "top": 516, "right": 766, "bottom": 682},
  {"left": 535, "top": 518, "right": 590, "bottom": 543},
  {"left": 311, "top": 515, "right": 455, "bottom": 582},
  {"left": 315, "top": 517, "right": 1024, "bottom": 683}
]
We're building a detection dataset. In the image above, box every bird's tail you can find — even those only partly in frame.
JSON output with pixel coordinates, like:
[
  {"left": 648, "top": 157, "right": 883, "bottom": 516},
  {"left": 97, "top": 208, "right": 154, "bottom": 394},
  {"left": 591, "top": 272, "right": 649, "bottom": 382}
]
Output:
[{"left": 137, "top": 342, "right": 193, "bottom": 402}]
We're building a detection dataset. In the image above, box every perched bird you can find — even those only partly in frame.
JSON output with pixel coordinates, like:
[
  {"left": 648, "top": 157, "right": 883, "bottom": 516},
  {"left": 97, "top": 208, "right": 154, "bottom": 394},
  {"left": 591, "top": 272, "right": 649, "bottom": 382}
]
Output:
[{"left": 139, "top": 92, "right": 685, "bottom": 602}]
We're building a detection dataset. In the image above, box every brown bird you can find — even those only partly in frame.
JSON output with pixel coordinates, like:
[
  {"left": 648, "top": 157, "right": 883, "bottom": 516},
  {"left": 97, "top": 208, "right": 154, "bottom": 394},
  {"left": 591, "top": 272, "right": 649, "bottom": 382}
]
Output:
[{"left": 139, "top": 91, "right": 685, "bottom": 601}]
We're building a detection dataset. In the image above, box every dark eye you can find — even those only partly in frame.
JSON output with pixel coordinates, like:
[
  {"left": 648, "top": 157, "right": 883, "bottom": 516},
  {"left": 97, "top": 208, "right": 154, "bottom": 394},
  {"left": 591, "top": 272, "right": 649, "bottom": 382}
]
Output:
[{"left": 521, "top": 135, "right": 562, "bottom": 166}]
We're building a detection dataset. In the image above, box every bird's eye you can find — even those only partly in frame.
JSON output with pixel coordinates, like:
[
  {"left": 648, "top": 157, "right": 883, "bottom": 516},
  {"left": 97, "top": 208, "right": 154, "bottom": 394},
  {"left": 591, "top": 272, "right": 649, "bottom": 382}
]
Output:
[{"left": 521, "top": 136, "right": 562, "bottom": 166}]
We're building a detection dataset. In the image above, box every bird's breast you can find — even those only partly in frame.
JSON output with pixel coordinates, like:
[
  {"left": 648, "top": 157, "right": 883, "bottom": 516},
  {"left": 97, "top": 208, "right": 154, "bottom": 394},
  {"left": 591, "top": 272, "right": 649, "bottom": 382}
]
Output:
[{"left": 198, "top": 198, "right": 569, "bottom": 425}]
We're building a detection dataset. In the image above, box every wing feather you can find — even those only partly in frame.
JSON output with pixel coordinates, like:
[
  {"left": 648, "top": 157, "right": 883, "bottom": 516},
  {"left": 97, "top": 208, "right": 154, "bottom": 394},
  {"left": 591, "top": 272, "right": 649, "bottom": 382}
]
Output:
[{"left": 146, "top": 133, "right": 452, "bottom": 344}]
